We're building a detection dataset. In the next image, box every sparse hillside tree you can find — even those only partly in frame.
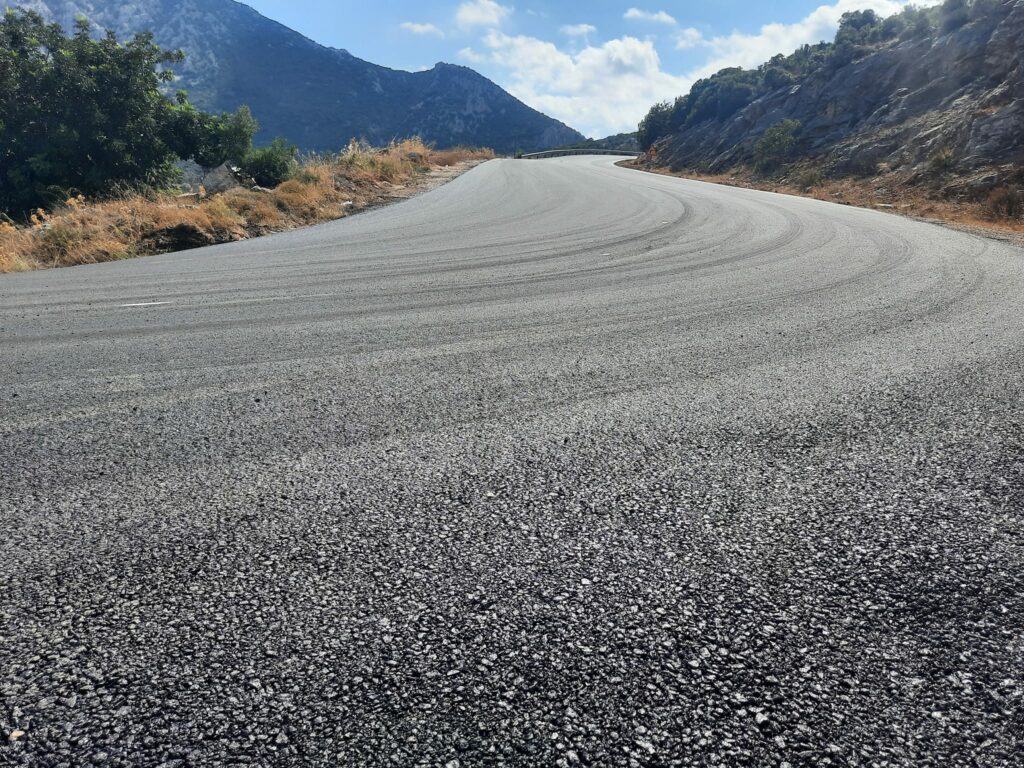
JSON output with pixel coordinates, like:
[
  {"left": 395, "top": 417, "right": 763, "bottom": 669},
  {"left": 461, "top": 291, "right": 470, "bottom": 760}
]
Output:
[
  {"left": 638, "top": 101, "right": 674, "bottom": 151},
  {"left": 940, "top": 0, "right": 971, "bottom": 31},
  {"left": 754, "top": 119, "right": 802, "bottom": 173}
]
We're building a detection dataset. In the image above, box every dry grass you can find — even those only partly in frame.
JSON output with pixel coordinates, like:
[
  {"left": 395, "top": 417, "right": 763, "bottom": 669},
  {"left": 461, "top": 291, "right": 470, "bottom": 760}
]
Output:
[
  {"left": 432, "top": 146, "right": 497, "bottom": 166},
  {"left": 622, "top": 161, "right": 1024, "bottom": 246},
  {"left": 0, "top": 138, "right": 494, "bottom": 273}
]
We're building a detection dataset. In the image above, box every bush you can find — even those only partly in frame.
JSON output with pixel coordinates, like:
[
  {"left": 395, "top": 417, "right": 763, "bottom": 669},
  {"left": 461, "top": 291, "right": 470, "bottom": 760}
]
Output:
[
  {"left": 929, "top": 147, "right": 956, "bottom": 172},
  {"left": 986, "top": 187, "right": 1023, "bottom": 220},
  {"left": 240, "top": 139, "right": 298, "bottom": 188},
  {"left": 754, "top": 120, "right": 802, "bottom": 173},
  {"left": 847, "top": 152, "right": 884, "bottom": 178},
  {"left": 796, "top": 168, "right": 825, "bottom": 189}
]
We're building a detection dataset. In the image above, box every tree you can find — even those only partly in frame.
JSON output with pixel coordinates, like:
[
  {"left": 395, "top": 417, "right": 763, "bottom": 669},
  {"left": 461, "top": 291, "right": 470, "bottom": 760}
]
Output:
[
  {"left": 754, "top": 120, "right": 802, "bottom": 173},
  {"left": 940, "top": 0, "right": 971, "bottom": 32},
  {"left": 174, "top": 104, "right": 260, "bottom": 169},
  {"left": 0, "top": 9, "right": 256, "bottom": 216},
  {"left": 829, "top": 10, "right": 882, "bottom": 68},
  {"left": 682, "top": 68, "right": 762, "bottom": 126},
  {"left": 638, "top": 101, "right": 674, "bottom": 151}
]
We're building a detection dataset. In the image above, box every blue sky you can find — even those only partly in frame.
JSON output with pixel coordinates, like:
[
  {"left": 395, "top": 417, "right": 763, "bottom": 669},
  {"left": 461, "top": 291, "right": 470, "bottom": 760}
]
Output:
[{"left": 244, "top": 1, "right": 939, "bottom": 138}]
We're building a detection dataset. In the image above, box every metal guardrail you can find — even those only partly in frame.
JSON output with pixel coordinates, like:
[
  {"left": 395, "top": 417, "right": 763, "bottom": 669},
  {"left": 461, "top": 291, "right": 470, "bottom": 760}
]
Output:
[{"left": 520, "top": 149, "right": 642, "bottom": 160}]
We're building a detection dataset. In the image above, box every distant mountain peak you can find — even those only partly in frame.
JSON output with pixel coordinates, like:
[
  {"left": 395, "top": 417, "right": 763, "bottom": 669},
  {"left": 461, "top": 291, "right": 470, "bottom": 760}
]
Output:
[{"left": 18, "top": 0, "right": 584, "bottom": 153}]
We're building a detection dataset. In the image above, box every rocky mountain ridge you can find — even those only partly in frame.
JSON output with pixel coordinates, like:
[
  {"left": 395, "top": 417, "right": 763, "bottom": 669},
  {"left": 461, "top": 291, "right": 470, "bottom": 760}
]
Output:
[
  {"left": 13, "top": 0, "right": 583, "bottom": 153},
  {"left": 556, "top": 133, "right": 641, "bottom": 153},
  {"left": 647, "top": 0, "right": 1023, "bottom": 195}
]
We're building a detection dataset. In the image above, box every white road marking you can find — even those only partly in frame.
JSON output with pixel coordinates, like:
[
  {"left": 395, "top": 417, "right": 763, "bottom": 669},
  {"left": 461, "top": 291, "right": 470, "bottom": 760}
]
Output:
[{"left": 113, "top": 292, "right": 343, "bottom": 312}]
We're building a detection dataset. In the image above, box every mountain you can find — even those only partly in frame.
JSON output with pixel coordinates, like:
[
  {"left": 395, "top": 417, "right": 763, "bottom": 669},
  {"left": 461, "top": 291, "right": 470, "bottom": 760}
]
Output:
[
  {"left": 13, "top": 0, "right": 584, "bottom": 154},
  {"left": 641, "top": 0, "right": 1024, "bottom": 194},
  {"left": 556, "top": 133, "right": 640, "bottom": 153}
]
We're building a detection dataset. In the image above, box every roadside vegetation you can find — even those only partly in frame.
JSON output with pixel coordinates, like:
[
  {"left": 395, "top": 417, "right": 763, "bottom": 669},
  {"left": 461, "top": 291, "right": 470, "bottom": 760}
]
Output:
[
  {"left": 622, "top": 161, "right": 1024, "bottom": 244},
  {"left": 0, "top": 139, "right": 493, "bottom": 272},
  {"left": 0, "top": 10, "right": 492, "bottom": 272},
  {"left": 753, "top": 120, "right": 802, "bottom": 174},
  {"left": 0, "top": 10, "right": 258, "bottom": 217}
]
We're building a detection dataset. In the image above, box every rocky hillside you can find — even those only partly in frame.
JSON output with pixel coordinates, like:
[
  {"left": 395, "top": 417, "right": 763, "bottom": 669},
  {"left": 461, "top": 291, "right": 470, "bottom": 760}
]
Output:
[
  {"left": 14, "top": 0, "right": 583, "bottom": 154},
  {"left": 555, "top": 133, "right": 641, "bottom": 153},
  {"left": 642, "top": 0, "right": 1023, "bottom": 194}
]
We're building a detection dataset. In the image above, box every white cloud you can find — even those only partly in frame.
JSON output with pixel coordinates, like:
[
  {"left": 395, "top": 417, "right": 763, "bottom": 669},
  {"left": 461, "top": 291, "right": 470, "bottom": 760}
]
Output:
[
  {"left": 400, "top": 22, "right": 444, "bottom": 37},
  {"left": 475, "top": 31, "right": 691, "bottom": 138},
  {"left": 460, "top": 0, "right": 944, "bottom": 139},
  {"left": 456, "top": 0, "right": 513, "bottom": 30},
  {"left": 458, "top": 46, "right": 487, "bottom": 64},
  {"left": 624, "top": 8, "right": 677, "bottom": 26},
  {"left": 675, "top": 27, "right": 704, "bottom": 50},
  {"left": 686, "top": 0, "right": 942, "bottom": 77},
  {"left": 561, "top": 23, "right": 597, "bottom": 37}
]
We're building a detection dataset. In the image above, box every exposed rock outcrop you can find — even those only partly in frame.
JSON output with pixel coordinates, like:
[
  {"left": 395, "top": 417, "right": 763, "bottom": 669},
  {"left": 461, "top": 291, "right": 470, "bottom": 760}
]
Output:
[{"left": 653, "top": 1, "right": 1024, "bottom": 188}]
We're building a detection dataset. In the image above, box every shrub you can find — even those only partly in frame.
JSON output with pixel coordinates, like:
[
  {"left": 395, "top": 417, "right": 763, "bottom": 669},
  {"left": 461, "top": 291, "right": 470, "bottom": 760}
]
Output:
[
  {"left": 848, "top": 152, "right": 884, "bottom": 178},
  {"left": 754, "top": 119, "right": 802, "bottom": 173},
  {"left": 986, "top": 187, "right": 1023, "bottom": 220},
  {"left": 240, "top": 139, "right": 299, "bottom": 188},
  {"left": 796, "top": 168, "right": 825, "bottom": 189},
  {"left": 929, "top": 147, "right": 956, "bottom": 172}
]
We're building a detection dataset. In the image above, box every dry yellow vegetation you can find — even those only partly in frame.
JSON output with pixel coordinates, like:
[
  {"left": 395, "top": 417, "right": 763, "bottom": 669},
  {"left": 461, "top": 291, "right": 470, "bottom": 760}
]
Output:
[
  {"left": 623, "top": 160, "right": 1024, "bottom": 247},
  {"left": 0, "top": 139, "right": 493, "bottom": 273}
]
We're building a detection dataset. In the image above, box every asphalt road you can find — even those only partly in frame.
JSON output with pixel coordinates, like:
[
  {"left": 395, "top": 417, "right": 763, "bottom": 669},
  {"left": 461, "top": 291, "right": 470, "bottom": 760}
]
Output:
[{"left": 2, "top": 156, "right": 1022, "bottom": 766}]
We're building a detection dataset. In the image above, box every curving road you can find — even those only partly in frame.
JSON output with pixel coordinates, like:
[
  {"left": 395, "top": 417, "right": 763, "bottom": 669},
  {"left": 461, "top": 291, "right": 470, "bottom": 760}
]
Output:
[{"left": 2, "top": 157, "right": 1023, "bottom": 766}]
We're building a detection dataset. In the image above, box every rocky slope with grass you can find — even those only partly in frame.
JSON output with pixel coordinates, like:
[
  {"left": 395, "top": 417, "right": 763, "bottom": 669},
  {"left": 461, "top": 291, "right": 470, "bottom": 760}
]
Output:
[
  {"left": 644, "top": 0, "right": 1024, "bottom": 204},
  {"left": 14, "top": 0, "right": 583, "bottom": 154}
]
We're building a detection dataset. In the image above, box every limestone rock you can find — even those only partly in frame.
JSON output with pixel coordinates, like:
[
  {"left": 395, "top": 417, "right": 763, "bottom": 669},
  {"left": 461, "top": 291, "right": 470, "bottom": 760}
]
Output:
[{"left": 654, "top": 2, "right": 1024, "bottom": 178}]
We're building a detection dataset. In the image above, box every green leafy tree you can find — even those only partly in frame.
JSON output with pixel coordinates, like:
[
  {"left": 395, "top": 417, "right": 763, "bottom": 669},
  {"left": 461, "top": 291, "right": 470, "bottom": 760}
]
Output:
[
  {"left": 637, "top": 101, "right": 674, "bottom": 151},
  {"left": 167, "top": 101, "right": 260, "bottom": 169},
  {"left": 754, "top": 119, "right": 802, "bottom": 173},
  {"left": 829, "top": 10, "right": 882, "bottom": 68},
  {"left": 682, "top": 68, "right": 763, "bottom": 126},
  {"left": 0, "top": 9, "right": 256, "bottom": 216}
]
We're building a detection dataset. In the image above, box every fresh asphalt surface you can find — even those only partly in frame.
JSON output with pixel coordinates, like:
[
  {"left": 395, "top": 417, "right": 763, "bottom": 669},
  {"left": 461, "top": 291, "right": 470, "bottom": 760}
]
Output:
[{"left": 1, "top": 156, "right": 1022, "bottom": 766}]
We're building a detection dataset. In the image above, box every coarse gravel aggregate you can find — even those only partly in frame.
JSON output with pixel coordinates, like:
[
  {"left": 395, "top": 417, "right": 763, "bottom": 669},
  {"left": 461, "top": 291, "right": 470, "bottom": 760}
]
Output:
[{"left": 1, "top": 156, "right": 1022, "bottom": 766}]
